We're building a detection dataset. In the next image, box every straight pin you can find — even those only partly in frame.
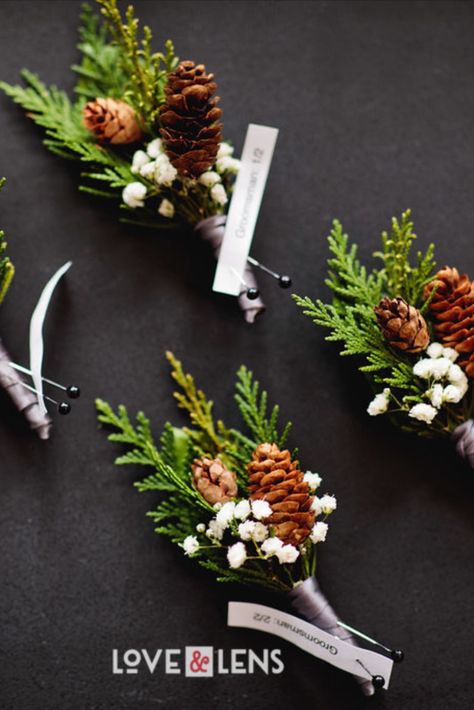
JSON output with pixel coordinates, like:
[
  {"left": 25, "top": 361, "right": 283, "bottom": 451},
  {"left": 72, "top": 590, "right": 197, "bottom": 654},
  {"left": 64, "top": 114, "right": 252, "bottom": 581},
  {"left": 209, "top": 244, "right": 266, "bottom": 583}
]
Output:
[
  {"left": 230, "top": 267, "right": 260, "bottom": 300},
  {"left": 355, "top": 659, "right": 385, "bottom": 690},
  {"left": 9, "top": 362, "right": 80, "bottom": 399},
  {"left": 247, "top": 255, "right": 292, "bottom": 288},
  {"left": 338, "top": 620, "right": 404, "bottom": 662},
  {"left": 18, "top": 380, "right": 71, "bottom": 415}
]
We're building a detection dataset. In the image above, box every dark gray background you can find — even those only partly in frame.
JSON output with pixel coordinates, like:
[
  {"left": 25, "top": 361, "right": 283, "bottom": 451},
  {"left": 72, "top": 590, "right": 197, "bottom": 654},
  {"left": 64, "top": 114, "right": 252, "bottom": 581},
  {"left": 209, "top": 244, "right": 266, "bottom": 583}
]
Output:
[{"left": 0, "top": 0, "right": 473, "bottom": 708}]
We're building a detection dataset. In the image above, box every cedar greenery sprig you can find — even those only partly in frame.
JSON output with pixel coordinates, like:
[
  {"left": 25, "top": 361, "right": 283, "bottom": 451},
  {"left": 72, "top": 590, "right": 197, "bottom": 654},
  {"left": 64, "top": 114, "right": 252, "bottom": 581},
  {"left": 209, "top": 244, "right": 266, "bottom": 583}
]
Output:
[
  {"left": 0, "top": 178, "right": 14, "bottom": 305},
  {"left": 97, "top": 0, "right": 177, "bottom": 130},
  {"left": 0, "top": 1, "right": 176, "bottom": 226}
]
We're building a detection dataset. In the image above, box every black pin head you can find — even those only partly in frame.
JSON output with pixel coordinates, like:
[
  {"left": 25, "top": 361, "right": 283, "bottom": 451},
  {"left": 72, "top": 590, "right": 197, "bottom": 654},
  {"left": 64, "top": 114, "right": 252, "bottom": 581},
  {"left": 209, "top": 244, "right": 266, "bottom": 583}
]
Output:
[
  {"left": 391, "top": 649, "right": 404, "bottom": 663},
  {"left": 67, "top": 385, "right": 81, "bottom": 399},
  {"left": 372, "top": 675, "right": 385, "bottom": 690},
  {"left": 58, "top": 402, "right": 71, "bottom": 415},
  {"left": 279, "top": 274, "right": 292, "bottom": 289},
  {"left": 247, "top": 288, "right": 260, "bottom": 301}
]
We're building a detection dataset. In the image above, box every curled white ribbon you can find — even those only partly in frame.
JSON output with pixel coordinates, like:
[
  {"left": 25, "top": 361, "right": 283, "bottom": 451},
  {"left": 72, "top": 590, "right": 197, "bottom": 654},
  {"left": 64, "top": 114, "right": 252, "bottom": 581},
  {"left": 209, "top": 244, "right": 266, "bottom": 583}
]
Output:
[{"left": 29, "top": 261, "right": 72, "bottom": 415}]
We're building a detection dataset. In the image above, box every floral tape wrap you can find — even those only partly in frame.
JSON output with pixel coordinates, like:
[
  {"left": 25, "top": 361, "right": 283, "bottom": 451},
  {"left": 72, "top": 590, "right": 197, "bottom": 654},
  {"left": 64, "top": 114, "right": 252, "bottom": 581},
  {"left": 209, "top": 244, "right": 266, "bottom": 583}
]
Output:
[
  {"left": 289, "top": 577, "right": 375, "bottom": 696},
  {"left": 0, "top": 338, "right": 51, "bottom": 439},
  {"left": 194, "top": 215, "right": 265, "bottom": 324},
  {"left": 452, "top": 420, "right": 474, "bottom": 468}
]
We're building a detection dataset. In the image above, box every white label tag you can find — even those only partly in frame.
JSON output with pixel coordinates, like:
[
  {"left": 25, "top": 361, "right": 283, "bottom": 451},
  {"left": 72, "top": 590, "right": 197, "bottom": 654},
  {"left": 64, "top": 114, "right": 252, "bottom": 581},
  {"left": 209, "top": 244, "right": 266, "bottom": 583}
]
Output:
[
  {"left": 213, "top": 124, "right": 279, "bottom": 296},
  {"left": 227, "top": 602, "right": 393, "bottom": 689}
]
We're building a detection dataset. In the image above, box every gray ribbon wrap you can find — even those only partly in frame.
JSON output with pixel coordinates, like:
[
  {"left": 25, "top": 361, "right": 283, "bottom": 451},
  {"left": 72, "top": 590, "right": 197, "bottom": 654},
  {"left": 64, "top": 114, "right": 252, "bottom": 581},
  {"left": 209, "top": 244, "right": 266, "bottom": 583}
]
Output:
[
  {"left": 194, "top": 215, "right": 266, "bottom": 324},
  {"left": 452, "top": 419, "right": 474, "bottom": 468},
  {"left": 0, "top": 338, "right": 51, "bottom": 440},
  {"left": 289, "top": 577, "right": 375, "bottom": 696}
]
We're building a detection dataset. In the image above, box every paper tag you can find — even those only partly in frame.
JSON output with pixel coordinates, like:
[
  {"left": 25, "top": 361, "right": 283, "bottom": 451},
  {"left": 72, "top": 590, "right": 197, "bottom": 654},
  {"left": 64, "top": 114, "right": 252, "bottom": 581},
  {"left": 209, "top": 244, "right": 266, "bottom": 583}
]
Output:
[
  {"left": 213, "top": 124, "right": 279, "bottom": 296},
  {"left": 228, "top": 602, "right": 393, "bottom": 688}
]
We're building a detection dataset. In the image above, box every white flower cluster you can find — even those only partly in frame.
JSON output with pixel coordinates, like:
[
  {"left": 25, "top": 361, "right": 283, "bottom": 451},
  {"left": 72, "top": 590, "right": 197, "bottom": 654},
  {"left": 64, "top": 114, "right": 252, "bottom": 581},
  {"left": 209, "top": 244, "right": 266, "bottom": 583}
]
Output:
[
  {"left": 181, "top": 485, "right": 335, "bottom": 570},
  {"left": 367, "top": 342, "right": 469, "bottom": 426},
  {"left": 122, "top": 138, "right": 177, "bottom": 217},
  {"left": 408, "top": 343, "right": 468, "bottom": 423},
  {"left": 367, "top": 388, "right": 391, "bottom": 416},
  {"left": 122, "top": 140, "right": 240, "bottom": 215},
  {"left": 198, "top": 142, "right": 240, "bottom": 206}
]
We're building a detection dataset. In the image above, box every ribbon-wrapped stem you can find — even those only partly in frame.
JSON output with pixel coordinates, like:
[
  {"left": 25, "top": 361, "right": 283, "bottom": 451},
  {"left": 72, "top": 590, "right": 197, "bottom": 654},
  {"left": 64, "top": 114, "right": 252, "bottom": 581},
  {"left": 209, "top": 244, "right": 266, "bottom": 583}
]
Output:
[
  {"left": 0, "top": 338, "right": 51, "bottom": 439},
  {"left": 194, "top": 215, "right": 266, "bottom": 324},
  {"left": 452, "top": 419, "right": 474, "bottom": 467},
  {"left": 289, "top": 577, "right": 375, "bottom": 696}
]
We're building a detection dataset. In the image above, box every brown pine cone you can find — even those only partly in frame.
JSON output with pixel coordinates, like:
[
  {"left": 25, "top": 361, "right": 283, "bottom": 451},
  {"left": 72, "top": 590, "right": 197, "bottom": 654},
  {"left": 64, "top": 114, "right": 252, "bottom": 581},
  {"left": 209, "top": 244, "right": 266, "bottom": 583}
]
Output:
[
  {"left": 191, "top": 457, "right": 237, "bottom": 505},
  {"left": 247, "top": 443, "right": 314, "bottom": 546},
  {"left": 374, "top": 297, "right": 430, "bottom": 354},
  {"left": 425, "top": 266, "right": 474, "bottom": 377},
  {"left": 82, "top": 98, "right": 142, "bottom": 145},
  {"left": 160, "top": 60, "right": 222, "bottom": 178}
]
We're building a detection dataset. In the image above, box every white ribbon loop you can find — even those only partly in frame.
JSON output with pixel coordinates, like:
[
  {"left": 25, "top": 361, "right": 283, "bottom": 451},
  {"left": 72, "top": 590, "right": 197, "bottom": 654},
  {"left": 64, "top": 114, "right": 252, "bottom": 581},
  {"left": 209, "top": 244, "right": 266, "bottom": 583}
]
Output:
[{"left": 29, "top": 261, "right": 72, "bottom": 415}]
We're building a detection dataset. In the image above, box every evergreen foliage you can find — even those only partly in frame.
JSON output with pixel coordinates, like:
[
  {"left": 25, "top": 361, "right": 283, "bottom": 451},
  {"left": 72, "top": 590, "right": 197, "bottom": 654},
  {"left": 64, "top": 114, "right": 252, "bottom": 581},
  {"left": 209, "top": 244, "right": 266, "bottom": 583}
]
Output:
[{"left": 96, "top": 353, "right": 297, "bottom": 591}]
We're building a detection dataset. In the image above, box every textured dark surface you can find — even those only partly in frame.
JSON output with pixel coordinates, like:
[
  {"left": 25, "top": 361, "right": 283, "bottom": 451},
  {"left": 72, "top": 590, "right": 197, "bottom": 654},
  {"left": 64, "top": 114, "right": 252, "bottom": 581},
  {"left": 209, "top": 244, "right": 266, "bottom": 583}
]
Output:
[{"left": 0, "top": 1, "right": 473, "bottom": 708}]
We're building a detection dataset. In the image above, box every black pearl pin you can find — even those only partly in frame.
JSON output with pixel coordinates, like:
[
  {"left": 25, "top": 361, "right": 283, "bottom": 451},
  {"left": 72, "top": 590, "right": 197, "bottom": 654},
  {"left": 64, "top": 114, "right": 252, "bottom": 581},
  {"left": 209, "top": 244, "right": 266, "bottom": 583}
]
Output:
[
  {"left": 19, "top": 380, "right": 71, "bottom": 415},
  {"left": 67, "top": 385, "right": 81, "bottom": 399},
  {"left": 247, "top": 255, "right": 292, "bottom": 288},
  {"left": 337, "top": 620, "right": 404, "bottom": 663},
  {"left": 356, "top": 659, "right": 385, "bottom": 691},
  {"left": 230, "top": 268, "right": 260, "bottom": 301},
  {"left": 9, "top": 362, "right": 80, "bottom": 399}
]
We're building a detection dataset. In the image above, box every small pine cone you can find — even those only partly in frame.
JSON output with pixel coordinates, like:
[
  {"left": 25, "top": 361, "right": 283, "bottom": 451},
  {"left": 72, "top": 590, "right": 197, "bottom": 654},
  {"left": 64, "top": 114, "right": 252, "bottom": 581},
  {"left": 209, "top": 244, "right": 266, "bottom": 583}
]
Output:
[
  {"left": 191, "top": 457, "right": 237, "bottom": 505},
  {"left": 160, "top": 60, "right": 222, "bottom": 178},
  {"left": 82, "top": 98, "right": 142, "bottom": 145},
  {"left": 425, "top": 266, "right": 474, "bottom": 377},
  {"left": 374, "top": 296, "right": 430, "bottom": 354},
  {"left": 247, "top": 443, "right": 314, "bottom": 546}
]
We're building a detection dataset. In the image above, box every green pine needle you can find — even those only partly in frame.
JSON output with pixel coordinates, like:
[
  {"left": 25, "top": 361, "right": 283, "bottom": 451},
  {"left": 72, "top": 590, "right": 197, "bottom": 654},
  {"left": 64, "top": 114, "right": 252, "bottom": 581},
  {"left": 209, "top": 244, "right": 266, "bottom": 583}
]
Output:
[{"left": 0, "top": 178, "right": 14, "bottom": 305}]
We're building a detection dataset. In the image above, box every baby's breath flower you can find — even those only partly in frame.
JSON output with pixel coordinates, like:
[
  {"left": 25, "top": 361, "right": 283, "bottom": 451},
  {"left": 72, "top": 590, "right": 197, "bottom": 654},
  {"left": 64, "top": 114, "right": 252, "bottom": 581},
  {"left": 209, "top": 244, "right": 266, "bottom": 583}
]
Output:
[
  {"left": 131, "top": 150, "right": 150, "bottom": 174},
  {"left": 198, "top": 171, "right": 221, "bottom": 187},
  {"left": 147, "top": 138, "right": 163, "bottom": 158},
  {"left": 319, "top": 494, "right": 337, "bottom": 514},
  {"left": 217, "top": 142, "right": 234, "bottom": 158},
  {"left": 310, "top": 521, "right": 328, "bottom": 543},
  {"left": 303, "top": 471, "right": 322, "bottom": 491},
  {"left": 210, "top": 183, "right": 228, "bottom": 205},
  {"left": 182, "top": 535, "right": 200, "bottom": 556},
  {"left": 234, "top": 499, "right": 251, "bottom": 520},
  {"left": 158, "top": 198, "right": 175, "bottom": 218},
  {"left": 408, "top": 402, "right": 438, "bottom": 424},
  {"left": 227, "top": 542, "right": 247, "bottom": 569},
  {"left": 215, "top": 501, "right": 236, "bottom": 528},
  {"left": 251, "top": 499, "right": 272, "bottom": 520},
  {"left": 367, "top": 388, "right": 390, "bottom": 416},
  {"left": 275, "top": 544, "right": 299, "bottom": 564},
  {"left": 122, "top": 182, "right": 147, "bottom": 208}
]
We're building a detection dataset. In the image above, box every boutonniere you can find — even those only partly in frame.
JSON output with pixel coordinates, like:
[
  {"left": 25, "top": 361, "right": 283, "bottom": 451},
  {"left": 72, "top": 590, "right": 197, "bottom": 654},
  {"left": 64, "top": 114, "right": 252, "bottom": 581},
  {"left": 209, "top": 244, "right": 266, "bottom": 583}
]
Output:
[
  {"left": 295, "top": 211, "right": 474, "bottom": 466},
  {"left": 97, "top": 353, "right": 401, "bottom": 694},
  {"left": 1, "top": 0, "right": 289, "bottom": 322}
]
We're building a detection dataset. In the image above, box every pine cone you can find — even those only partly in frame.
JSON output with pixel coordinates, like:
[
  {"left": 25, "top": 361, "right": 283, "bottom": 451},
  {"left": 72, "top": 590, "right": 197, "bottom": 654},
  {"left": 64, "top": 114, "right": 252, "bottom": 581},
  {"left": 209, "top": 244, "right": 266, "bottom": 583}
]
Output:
[
  {"left": 374, "top": 297, "right": 429, "bottom": 353},
  {"left": 425, "top": 267, "right": 474, "bottom": 377},
  {"left": 191, "top": 457, "right": 237, "bottom": 505},
  {"left": 160, "top": 60, "right": 222, "bottom": 178},
  {"left": 247, "top": 443, "right": 314, "bottom": 546},
  {"left": 82, "top": 98, "right": 142, "bottom": 145}
]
